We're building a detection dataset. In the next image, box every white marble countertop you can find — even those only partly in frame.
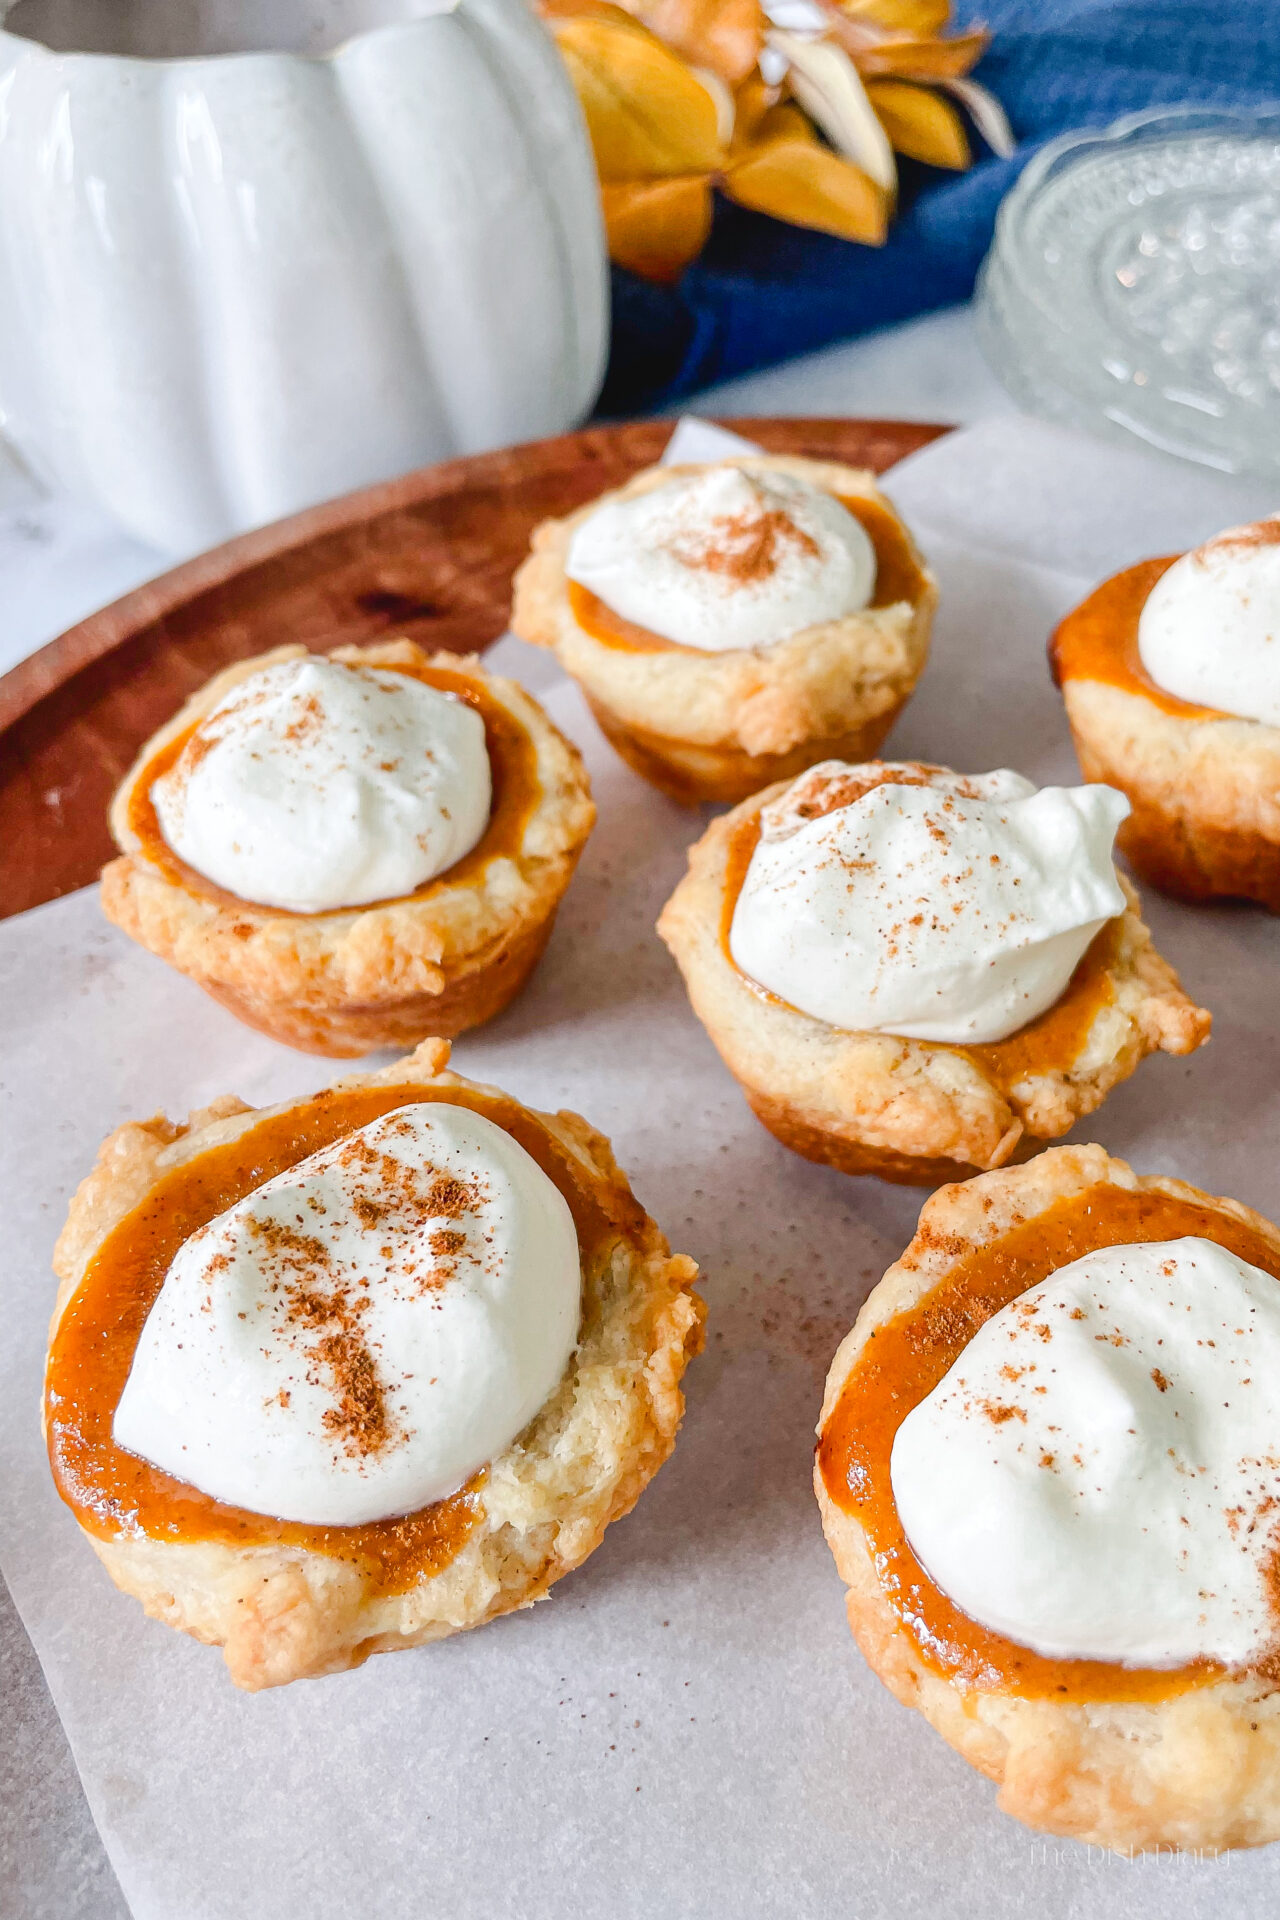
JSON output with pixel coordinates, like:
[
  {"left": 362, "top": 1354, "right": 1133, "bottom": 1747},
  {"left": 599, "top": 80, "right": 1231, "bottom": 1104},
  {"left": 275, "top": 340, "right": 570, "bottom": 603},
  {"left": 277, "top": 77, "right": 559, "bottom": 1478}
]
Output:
[{"left": 0, "top": 303, "right": 1013, "bottom": 1918}]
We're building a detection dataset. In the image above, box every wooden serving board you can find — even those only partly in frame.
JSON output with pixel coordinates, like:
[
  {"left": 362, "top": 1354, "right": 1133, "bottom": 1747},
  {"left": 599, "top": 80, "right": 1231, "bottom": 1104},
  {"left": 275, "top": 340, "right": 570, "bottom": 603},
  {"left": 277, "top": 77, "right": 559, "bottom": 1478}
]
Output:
[{"left": 0, "top": 415, "right": 947, "bottom": 920}]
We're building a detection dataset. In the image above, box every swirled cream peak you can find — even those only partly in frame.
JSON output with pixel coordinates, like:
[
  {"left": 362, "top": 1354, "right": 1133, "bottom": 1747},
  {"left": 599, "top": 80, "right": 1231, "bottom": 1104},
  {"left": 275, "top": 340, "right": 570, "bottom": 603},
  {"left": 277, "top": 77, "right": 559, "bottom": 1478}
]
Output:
[
  {"left": 113, "top": 1104, "right": 582, "bottom": 1527},
  {"left": 1138, "top": 515, "right": 1280, "bottom": 725},
  {"left": 728, "top": 762, "right": 1128, "bottom": 1044},
  {"left": 565, "top": 464, "right": 877, "bottom": 651},
  {"left": 891, "top": 1238, "right": 1280, "bottom": 1669},
  {"left": 151, "top": 656, "right": 491, "bottom": 913}
]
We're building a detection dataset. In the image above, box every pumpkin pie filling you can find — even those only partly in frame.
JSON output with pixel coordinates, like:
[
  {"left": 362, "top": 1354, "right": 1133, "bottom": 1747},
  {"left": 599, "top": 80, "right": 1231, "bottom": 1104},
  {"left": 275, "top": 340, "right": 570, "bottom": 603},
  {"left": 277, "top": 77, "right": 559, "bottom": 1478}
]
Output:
[
  {"left": 568, "top": 493, "right": 926, "bottom": 654},
  {"left": 127, "top": 659, "right": 541, "bottom": 917},
  {"left": 1050, "top": 558, "right": 1229, "bottom": 723},
  {"left": 818, "top": 1182, "right": 1280, "bottom": 1702},
  {"left": 45, "top": 1082, "right": 630, "bottom": 1596}
]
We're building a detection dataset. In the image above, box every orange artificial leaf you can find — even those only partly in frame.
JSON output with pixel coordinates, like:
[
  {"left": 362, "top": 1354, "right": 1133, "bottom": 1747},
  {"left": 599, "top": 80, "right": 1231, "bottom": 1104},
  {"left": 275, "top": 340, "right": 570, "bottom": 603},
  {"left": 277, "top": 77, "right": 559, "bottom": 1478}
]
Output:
[
  {"left": 691, "top": 61, "right": 737, "bottom": 146},
  {"left": 840, "top": 0, "right": 954, "bottom": 35},
  {"left": 724, "top": 104, "right": 888, "bottom": 245},
  {"left": 769, "top": 29, "right": 896, "bottom": 190},
  {"left": 544, "top": 0, "right": 993, "bottom": 273},
  {"left": 853, "top": 29, "right": 988, "bottom": 79},
  {"left": 611, "top": 0, "right": 765, "bottom": 85},
  {"left": 601, "top": 175, "right": 714, "bottom": 280},
  {"left": 552, "top": 13, "right": 727, "bottom": 178},
  {"left": 865, "top": 78, "right": 970, "bottom": 167},
  {"left": 539, "top": 0, "right": 647, "bottom": 23},
  {"left": 940, "top": 73, "right": 1016, "bottom": 157},
  {"left": 732, "top": 73, "right": 781, "bottom": 147}
]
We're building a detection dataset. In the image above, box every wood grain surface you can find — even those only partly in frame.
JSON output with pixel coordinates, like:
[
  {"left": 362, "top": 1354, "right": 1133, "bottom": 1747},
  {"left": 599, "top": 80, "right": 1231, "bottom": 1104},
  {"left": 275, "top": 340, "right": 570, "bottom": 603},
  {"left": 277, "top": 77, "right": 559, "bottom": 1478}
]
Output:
[{"left": 0, "top": 416, "right": 947, "bottom": 919}]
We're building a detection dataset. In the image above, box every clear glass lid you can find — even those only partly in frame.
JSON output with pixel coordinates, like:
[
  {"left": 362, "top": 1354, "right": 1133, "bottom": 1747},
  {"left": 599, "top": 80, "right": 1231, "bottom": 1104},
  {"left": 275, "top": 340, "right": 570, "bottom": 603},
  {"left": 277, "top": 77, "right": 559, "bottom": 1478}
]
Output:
[{"left": 977, "top": 106, "right": 1280, "bottom": 477}]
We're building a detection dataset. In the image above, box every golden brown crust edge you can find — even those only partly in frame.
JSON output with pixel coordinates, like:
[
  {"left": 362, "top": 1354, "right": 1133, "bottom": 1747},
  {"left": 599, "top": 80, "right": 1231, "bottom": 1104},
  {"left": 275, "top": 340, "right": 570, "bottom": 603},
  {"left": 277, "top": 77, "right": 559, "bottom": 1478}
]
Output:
[
  {"left": 815, "top": 1145, "right": 1280, "bottom": 1852},
  {"left": 47, "top": 1041, "right": 704, "bottom": 1690},
  {"left": 510, "top": 456, "right": 937, "bottom": 801},
  {"left": 99, "top": 641, "right": 597, "bottom": 1055},
  {"left": 582, "top": 689, "right": 905, "bottom": 809},
  {"left": 1060, "top": 675, "right": 1280, "bottom": 910},
  {"left": 657, "top": 776, "right": 1211, "bottom": 1183}
]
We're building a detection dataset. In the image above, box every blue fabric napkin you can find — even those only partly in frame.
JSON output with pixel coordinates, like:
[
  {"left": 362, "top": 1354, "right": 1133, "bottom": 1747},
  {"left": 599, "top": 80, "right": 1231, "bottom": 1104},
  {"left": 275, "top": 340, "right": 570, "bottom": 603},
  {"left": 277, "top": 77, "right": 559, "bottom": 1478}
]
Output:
[{"left": 600, "top": 0, "right": 1280, "bottom": 414}]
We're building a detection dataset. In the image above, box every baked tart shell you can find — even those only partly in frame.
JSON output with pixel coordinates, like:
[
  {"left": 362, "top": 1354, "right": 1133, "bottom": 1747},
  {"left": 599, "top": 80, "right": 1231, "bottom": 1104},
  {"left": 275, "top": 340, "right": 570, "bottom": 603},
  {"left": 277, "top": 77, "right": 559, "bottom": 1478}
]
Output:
[
  {"left": 583, "top": 692, "right": 904, "bottom": 809},
  {"left": 658, "top": 770, "right": 1210, "bottom": 1184},
  {"left": 1053, "top": 562, "right": 1280, "bottom": 910},
  {"left": 511, "top": 455, "right": 937, "bottom": 807},
  {"left": 816, "top": 1145, "right": 1280, "bottom": 1852},
  {"left": 45, "top": 1040, "right": 704, "bottom": 1689},
  {"left": 100, "top": 640, "right": 596, "bottom": 1056}
]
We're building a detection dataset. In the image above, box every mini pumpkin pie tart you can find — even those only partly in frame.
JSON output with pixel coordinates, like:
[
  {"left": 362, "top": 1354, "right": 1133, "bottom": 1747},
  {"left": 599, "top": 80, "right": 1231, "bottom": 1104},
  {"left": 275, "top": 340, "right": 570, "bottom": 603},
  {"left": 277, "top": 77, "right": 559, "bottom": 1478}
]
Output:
[
  {"left": 510, "top": 455, "right": 936, "bottom": 805},
  {"left": 1052, "top": 515, "right": 1280, "bottom": 908},
  {"left": 45, "top": 1039, "right": 703, "bottom": 1690},
  {"left": 658, "top": 759, "right": 1209, "bottom": 1184},
  {"left": 816, "top": 1144, "right": 1280, "bottom": 1852},
  {"left": 100, "top": 639, "right": 595, "bottom": 1056}
]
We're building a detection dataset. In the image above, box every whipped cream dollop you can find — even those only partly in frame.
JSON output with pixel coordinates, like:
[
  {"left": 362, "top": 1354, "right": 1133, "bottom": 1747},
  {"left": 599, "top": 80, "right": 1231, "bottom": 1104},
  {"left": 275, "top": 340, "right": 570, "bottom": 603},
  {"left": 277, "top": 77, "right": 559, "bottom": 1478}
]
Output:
[
  {"left": 728, "top": 764, "right": 1129, "bottom": 1044},
  {"left": 891, "top": 1238, "right": 1280, "bottom": 1669},
  {"left": 113, "top": 1104, "right": 581, "bottom": 1526},
  {"left": 565, "top": 465, "right": 877, "bottom": 652},
  {"left": 152, "top": 657, "right": 492, "bottom": 913},
  {"left": 1138, "top": 516, "right": 1280, "bottom": 725}
]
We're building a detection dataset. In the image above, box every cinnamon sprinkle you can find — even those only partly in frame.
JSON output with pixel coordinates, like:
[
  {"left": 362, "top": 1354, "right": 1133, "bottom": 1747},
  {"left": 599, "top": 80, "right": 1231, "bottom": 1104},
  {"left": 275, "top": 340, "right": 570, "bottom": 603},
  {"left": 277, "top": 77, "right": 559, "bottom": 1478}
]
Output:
[
  {"left": 1210, "top": 519, "right": 1280, "bottom": 555},
  {"left": 664, "top": 507, "right": 821, "bottom": 585},
  {"left": 335, "top": 1132, "right": 477, "bottom": 1234},
  {"left": 220, "top": 1118, "right": 490, "bottom": 1462},
  {"left": 979, "top": 1400, "right": 1027, "bottom": 1426},
  {"left": 245, "top": 1215, "right": 395, "bottom": 1462},
  {"left": 426, "top": 1175, "right": 472, "bottom": 1220},
  {"left": 281, "top": 692, "right": 326, "bottom": 745},
  {"left": 165, "top": 677, "right": 275, "bottom": 793},
  {"left": 312, "top": 1329, "right": 390, "bottom": 1458},
  {"left": 1262, "top": 1543, "right": 1280, "bottom": 1642},
  {"left": 177, "top": 727, "right": 219, "bottom": 778},
  {"left": 247, "top": 1218, "right": 329, "bottom": 1262},
  {"left": 767, "top": 762, "right": 994, "bottom": 838}
]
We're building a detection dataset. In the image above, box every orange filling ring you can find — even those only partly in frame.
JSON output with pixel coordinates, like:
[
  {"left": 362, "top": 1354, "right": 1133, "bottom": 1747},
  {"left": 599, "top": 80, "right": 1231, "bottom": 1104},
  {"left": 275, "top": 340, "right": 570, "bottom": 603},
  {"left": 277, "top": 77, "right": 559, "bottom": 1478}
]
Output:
[
  {"left": 126, "top": 659, "right": 542, "bottom": 917},
  {"left": 717, "top": 791, "right": 1120, "bottom": 1099},
  {"left": 819, "top": 1181, "right": 1280, "bottom": 1701},
  {"left": 1050, "top": 557, "right": 1230, "bottom": 722},
  {"left": 45, "top": 1084, "right": 634, "bottom": 1596},
  {"left": 567, "top": 492, "right": 926, "bottom": 654}
]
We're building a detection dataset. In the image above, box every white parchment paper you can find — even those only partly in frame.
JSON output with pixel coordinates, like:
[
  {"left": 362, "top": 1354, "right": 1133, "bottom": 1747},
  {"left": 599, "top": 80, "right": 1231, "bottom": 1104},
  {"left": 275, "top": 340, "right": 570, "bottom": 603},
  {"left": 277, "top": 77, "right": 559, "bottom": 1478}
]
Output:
[{"left": 4, "top": 418, "right": 1280, "bottom": 1919}]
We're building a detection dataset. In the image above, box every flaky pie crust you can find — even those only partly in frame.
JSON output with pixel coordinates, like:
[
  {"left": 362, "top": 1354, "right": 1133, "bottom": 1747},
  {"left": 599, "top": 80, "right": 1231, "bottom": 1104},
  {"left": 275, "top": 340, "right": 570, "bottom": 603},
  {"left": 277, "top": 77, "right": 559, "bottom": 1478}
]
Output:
[
  {"left": 1058, "top": 667, "right": 1280, "bottom": 911},
  {"left": 100, "top": 641, "right": 596, "bottom": 1055},
  {"left": 816, "top": 1145, "right": 1280, "bottom": 1852},
  {"left": 47, "top": 1041, "right": 704, "bottom": 1691},
  {"left": 510, "top": 456, "right": 937, "bottom": 805},
  {"left": 657, "top": 766, "right": 1210, "bottom": 1183}
]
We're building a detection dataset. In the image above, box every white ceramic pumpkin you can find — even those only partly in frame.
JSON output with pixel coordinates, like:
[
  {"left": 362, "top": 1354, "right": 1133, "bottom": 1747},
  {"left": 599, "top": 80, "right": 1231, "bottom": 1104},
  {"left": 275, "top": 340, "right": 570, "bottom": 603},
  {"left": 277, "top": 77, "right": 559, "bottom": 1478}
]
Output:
[{"left": 0, "top": 0, "right": 607, "bottom": 551}]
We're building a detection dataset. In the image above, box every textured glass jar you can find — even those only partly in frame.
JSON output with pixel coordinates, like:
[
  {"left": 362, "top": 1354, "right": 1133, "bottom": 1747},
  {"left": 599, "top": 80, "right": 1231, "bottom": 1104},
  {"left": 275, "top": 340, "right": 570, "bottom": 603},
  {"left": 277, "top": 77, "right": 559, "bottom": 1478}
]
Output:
[{"left": 977, "top": 107, "right": 1280, "bottom": 477}]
